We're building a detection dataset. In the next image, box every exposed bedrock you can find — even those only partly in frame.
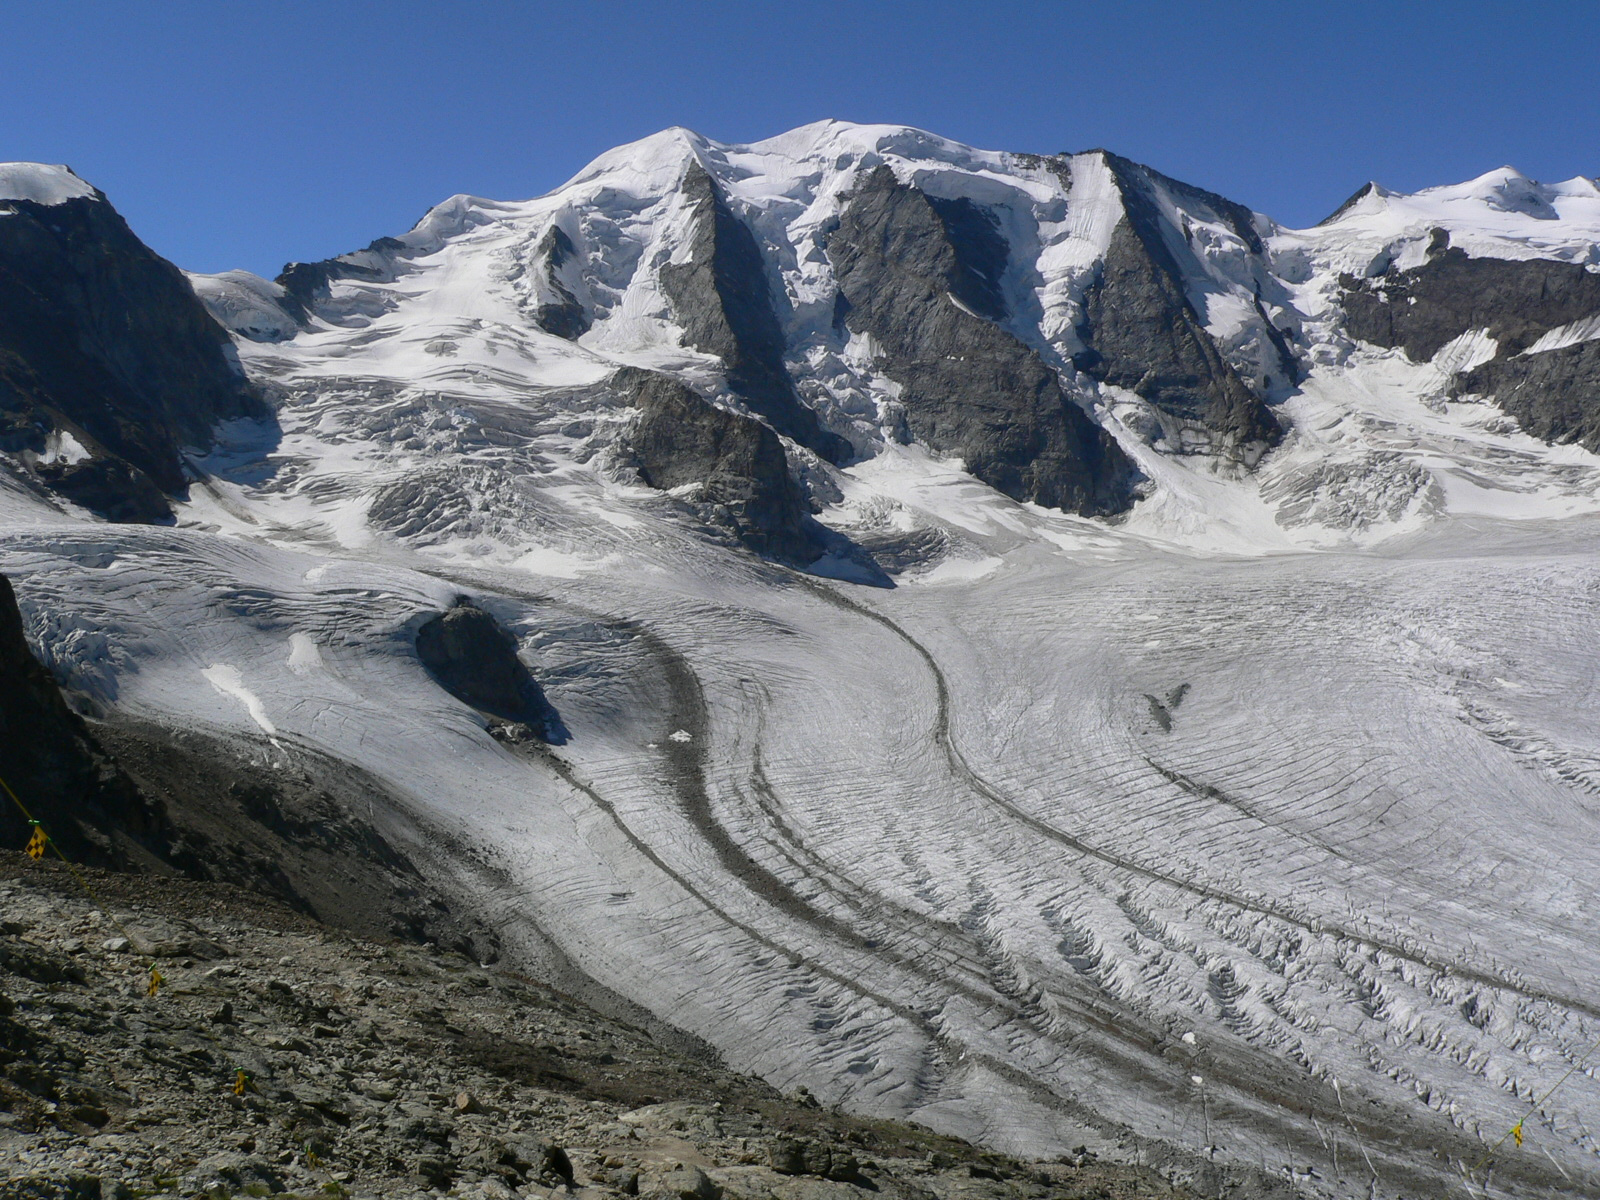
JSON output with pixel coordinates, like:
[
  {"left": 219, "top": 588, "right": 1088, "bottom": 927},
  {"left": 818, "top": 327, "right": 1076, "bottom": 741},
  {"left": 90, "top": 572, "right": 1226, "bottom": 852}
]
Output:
[
  {"left": 274, "top": 235, "right": 410, "bottom": 325},
  {"left": 1341, "top": 238, "right": 1600, "bottom": 362},
  {"left": 0, "top": 187, "right": 267, "bottom": 521},
  {"left": 528, "top": 225, "right": 591, "bottom": 341},
  {"left": 1458, "top": 337, "right": 1600, "bottom": 450},
  {"left": 659, "top": 162, "right": 849, "bottom": 463},
  {"left": 415, "top": 599, "right": 566, "bottom": 743},
  {"left": 1343, "top": 235, "right": 1600, "bottom": 448},
  {"left": 620, "top": 367, "right": 835, "bottom": 566},
  {"left": 1076, "top": 155, "right": 1285, "bottom": 456},
  {"left": 0, "top": 572, "right": 165, "bottom": 867},
  {"left": 827, "top": 166, "right": 1140, "bottom": 517}
]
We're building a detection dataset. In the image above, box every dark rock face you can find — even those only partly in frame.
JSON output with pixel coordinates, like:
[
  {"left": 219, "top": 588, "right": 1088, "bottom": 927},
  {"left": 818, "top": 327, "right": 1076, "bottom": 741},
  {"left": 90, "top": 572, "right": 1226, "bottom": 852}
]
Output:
[
  {"left": 827, "top": 166, "right": 1139, "bottom": 517},
  {"left": 1317, "top": 181, "right": 1381, "bottom": 226},
  {"left": 2, "top": 573, "right": 469, "bottom": 945},
  {"left": 659, "top": 163, "right": 848, "bottom": 463},
  {"left": 275, "top": 236, "right": 409, "bottom": 324},
  {"left": 0, "top": 189, "right": 267, "bottom": 521},
  {"left": 622, "top": 367, "right": 829, "bottom": 564},
  {"left": 1341, "top": 240, "right": 1600, "bottom": 362},
  {"left": 1076, "top": 155, "right": 1285, "bottom": 453},
  {"left": 416, "top": 600, "right": 565, "bottom": 743},
  {"left": 0, "top": 573, "right": 165, "bottom": 866},
  {"left": 530, "top": 226, "right": 591, "bottom": 340},
  {"left": 30, "top": 457, "right": 172, "bottom": 526},
  {"left": 1458, "top": 338, "right": 1600, "bottom": 450},
  {"left": 1343, "top": 237, "right": 1600, "bottom": 448}
]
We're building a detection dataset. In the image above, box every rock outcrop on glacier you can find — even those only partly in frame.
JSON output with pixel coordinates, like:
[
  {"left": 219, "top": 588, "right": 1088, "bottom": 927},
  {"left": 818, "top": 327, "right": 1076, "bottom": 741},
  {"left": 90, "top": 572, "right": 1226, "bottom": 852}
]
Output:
[
  {"left": 660, "top": 162, "right": 850, "bottom": 462},
  {"left": 416, "top": 597, "right": 566, "bottom": 742},
  {"left": 1079, "top": 153, "right": 1287, "bottom": 459},
  {"left": 621, "top": 367, "right": 833, "bottom": 565},
  {"left": 9, "top": 127, "right": 1600, "bottom": 1200}
]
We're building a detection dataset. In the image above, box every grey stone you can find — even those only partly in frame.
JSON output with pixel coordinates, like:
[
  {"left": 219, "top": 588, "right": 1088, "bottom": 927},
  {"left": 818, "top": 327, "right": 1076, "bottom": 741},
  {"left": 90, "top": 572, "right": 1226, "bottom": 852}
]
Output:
[
  {"left": 659, "top": 162, "right": 847, "bottom": 463},
  {"left": 642, "top": 1164, "right": 721, "bottom": 1200},
  {"left": 190, "top": 1151, "right": 287, "bottom": 1195},
  {"left": 827, "top": 166, "right": 1140, "bottom": 517},
  {"left": 768, "top": 1137, "right": 859, "bottom": 1182},
  {"left": 415, "top": 600, "right": 565, "bottom": 743},
  {"left": 620, "top": 367, "right": 830, "bottom": 565}
]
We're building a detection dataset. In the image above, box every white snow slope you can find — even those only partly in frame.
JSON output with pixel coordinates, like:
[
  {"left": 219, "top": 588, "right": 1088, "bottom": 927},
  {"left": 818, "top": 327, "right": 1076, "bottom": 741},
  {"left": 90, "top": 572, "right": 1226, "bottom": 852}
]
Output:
[{"left": 10, "top": 126, "right": 1600, "bottom": 1199}]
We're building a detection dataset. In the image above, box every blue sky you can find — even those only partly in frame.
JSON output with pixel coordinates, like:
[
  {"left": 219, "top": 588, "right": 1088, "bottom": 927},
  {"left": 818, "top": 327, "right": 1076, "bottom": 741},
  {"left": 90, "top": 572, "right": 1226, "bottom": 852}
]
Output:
[{"left": 4, "top": 1, "right": 1595, "bottom": 276}]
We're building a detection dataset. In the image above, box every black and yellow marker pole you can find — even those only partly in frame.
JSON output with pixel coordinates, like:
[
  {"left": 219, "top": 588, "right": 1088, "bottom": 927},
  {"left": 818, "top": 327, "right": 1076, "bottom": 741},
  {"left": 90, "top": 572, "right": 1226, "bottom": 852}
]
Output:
[
  {"left": 2, "top": 770, "right": 160, "bottom": 996},
  {"left": 1464, "top": 1031, "right": 1600, "bottom": 1188},
  {"left": 2, "top": 768, "right": 277, "bottom": 1111}
]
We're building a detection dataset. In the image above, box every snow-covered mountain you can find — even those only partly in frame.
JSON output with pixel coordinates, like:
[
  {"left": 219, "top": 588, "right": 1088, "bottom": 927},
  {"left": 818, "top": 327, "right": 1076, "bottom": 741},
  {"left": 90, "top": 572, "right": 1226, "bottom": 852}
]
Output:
[{"left": 7, "top": 124, "right": 1600, "bottom": 1198}]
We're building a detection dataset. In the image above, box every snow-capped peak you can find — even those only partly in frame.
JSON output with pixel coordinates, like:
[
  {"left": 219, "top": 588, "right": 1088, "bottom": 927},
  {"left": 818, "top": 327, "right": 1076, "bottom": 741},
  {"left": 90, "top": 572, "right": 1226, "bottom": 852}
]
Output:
[
  {"left": 0, "top": 162, "right": 97, "bottom": 207},
  {"left": 1296, "top": 164, "right": 1600, "bottom": 267},
  {"left": 177, "top": 121, "right": 1600, "bottom": 562}
]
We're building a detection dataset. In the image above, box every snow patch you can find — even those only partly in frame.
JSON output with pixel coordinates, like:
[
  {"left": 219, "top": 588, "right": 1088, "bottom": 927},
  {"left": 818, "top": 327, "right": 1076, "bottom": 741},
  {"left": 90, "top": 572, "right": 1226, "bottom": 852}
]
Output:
[
  {"left": 200, "top": 664, "right": 277, "bottom": 735},
  {"left": 0, "top": 163, "right": 96, "bottom": 206}
]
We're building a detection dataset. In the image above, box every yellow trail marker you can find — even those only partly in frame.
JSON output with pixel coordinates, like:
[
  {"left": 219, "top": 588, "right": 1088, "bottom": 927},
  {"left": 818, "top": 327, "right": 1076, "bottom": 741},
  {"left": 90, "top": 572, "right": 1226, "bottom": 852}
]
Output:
[
  {"left": 147, "top": 967, "right": 162, "bottom": 997},
  {"left": 25, "top": 822, "right": 46, "bottom": 859}
]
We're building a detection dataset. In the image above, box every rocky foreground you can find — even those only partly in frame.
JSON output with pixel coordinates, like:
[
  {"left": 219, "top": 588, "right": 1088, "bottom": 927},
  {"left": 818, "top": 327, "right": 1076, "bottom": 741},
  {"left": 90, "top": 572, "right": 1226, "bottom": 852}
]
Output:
[{"left": 0, "top": 853, "right": 1271, "bottom": 1200}]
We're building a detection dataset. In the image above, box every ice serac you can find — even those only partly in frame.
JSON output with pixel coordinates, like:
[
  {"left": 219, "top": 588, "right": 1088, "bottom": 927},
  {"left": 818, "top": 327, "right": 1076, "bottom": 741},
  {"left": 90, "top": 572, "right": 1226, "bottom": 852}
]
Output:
[
  {"left": 0, "top": 166, "right": 267, "bottom": 521},
  {"left": 415, "top": 599, "right": 565, "bottom": 743},
  {"left": 828, "top": 165, "right": 1140, "bottom": 517},
  {"left": 621, "top": 367, "right": 829, "bottom": 564},
  {"left": 659, "top": 161, "right": 849, "bottom": 463},
  {"left": 1076, "top": 153, "right": 1285, "bottom": 459},
  {"left": 188, "top": 270, "right": 302, "bottom": 343}
]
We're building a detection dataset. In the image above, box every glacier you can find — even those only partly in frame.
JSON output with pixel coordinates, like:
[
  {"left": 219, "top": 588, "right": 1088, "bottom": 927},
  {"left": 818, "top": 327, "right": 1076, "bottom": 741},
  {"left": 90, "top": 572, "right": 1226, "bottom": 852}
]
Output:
[{"left": 6, "top": 125, "right": 1600, "bottom": 1198}]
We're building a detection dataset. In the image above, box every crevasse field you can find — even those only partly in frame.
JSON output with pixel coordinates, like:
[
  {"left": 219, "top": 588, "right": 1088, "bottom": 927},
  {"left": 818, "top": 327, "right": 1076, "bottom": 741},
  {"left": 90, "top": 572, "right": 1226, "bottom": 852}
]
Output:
[{"left": 9, "top": 124, "right": 1600, "bottom": 1198}]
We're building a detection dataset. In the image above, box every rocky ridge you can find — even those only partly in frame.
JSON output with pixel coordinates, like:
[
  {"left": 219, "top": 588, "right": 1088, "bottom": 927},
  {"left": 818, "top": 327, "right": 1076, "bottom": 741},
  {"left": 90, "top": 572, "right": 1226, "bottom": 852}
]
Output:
[
  {"left": 0, "top": 169, "right": 266, "bottom": 522},
  {"left": 827, "top": 166, "right": 1139, "bottom": 516}
]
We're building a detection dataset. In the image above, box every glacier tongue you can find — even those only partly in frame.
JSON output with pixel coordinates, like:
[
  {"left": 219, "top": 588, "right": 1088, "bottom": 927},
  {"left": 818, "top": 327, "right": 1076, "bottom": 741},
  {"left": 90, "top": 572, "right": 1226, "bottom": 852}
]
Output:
[{"left": 9, "top": 124, "right": 1600, "bottom": 1199}]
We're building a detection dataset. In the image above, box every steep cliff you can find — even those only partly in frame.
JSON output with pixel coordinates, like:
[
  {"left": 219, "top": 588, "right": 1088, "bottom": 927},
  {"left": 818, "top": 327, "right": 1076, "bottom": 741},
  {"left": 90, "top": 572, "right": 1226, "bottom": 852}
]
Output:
[{"left": 0, "top": 166, "right": 267, "bottom": 521}]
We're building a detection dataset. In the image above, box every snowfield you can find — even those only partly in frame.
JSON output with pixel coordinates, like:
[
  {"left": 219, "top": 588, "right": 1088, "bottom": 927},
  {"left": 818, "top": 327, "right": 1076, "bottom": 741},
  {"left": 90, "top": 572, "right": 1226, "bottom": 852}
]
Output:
[{"left": 7, "top": 125, "right": 1600, "bottom": 1198}]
